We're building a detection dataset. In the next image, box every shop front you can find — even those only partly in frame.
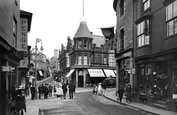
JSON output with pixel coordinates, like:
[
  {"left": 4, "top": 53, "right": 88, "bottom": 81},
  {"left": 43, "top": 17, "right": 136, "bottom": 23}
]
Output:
[
  {"left": 115, "top": 49, "right": 133, "bottom": 89},
  {"left": 135, "top": 53, "right": 177, "bottom": 111}
]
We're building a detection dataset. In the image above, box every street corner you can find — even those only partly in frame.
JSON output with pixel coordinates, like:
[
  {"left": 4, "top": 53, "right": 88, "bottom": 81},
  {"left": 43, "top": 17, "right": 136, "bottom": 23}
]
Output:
[{"left": 26, "top": 106, "right": 39, "bottom": 115}]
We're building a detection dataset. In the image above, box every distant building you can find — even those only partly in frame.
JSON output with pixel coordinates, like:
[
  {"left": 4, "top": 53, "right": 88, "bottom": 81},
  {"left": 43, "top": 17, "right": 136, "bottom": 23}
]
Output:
[{"left": 59, "top": 21, "right": 116, "bottom": 87}]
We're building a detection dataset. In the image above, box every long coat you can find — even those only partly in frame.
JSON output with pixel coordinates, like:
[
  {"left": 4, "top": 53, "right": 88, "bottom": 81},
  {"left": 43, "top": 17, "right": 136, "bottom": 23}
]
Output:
[
  {"left": 62, "top": 83, "right": 68, "bottom": 93},
  {"left": 15, "top": 95, "right": 26, "bottom": 111},
  {"left": 68, "top": 83, "right": 75, "bottom": 92}
]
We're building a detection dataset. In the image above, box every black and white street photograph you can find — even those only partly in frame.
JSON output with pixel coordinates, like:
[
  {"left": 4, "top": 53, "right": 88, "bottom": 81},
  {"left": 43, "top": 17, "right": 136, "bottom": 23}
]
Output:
[{"left": 0, "top": 0, "right": 177, "bottom": 115}]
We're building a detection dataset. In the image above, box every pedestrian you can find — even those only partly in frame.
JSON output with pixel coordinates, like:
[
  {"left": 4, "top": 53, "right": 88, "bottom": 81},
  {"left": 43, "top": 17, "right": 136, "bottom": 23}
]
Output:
[
  {"left": 116, "top": 85, "right": 124, "bottom": 104},
  {"left": 30, "top": 85, "right": 35, "bottom": 100},
  {"left": 14, "top": 89, "right": 26, "bottom": 115},
  {"left": 97, "top": 83, "right": 103, "bottom": 96},
  {"left": 68, "top": 81, "right": 75, "bottom": 99},
  {"left": 62, "top": 81, "right": 68, "bottom": 99},
  {"left": 102, "top": 82, "right": 107, "bottom": 95},
  {"left": 38, "top": 85, "right": 42, "bottom": 99},
  {"left": 54, "top": 85, "right": 57, "bottom": 96},
  {"left": 125, "top": 84, "right": 132, "bottom": 103},
  {"left": 44, "top": 84, "right": 49, "bottom": 99},
  {"left": 73, "top": 82, "right": 76, "bottom": 93},
  {"left": 93, "top": 83, "right": 98, "bottom": 95},
  {"left": 49, "top": 84, "right": 53, "bottom": 97}
]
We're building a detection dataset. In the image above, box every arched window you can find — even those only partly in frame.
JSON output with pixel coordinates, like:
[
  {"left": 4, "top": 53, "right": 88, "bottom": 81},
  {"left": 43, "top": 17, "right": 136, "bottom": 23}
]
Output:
[
  {"left": 119, "top": 28, "right": 125, "bottom": 50},
  {"left": 120, "top": 0, "right": 124, "bottom": 17}
]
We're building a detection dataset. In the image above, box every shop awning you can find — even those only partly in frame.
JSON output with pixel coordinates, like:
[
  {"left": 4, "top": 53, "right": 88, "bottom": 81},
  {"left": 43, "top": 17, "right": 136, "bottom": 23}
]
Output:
[
  {"left": 38, "top": 71, "right": 43, "bottom": 76},
  {"left": 65, "top": 69, "right": 75, "bottom": 78},
  {"left": 103, "top": 69, "right": 116, "bottom": 77},
  {"left": 87, "top": 69, "right": 105, "bottom": 77}
]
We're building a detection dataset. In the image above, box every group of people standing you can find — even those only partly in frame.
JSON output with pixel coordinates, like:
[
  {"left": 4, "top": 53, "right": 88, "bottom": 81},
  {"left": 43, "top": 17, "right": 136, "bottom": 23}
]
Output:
[
  {"left": 61, "top": 81, "right": 76, "bottom": 99},
  {"left": 116, "top": 84, "right": 132, "bottom": 104},
  {"left": 30, "top": 83, "right": 54, "bottom": 100},
  {"left": 93, "top": 82, "right": 107, "bottom": 96},
  {"left": 93, "top": 82, "right": 132, "bottom": 104}
]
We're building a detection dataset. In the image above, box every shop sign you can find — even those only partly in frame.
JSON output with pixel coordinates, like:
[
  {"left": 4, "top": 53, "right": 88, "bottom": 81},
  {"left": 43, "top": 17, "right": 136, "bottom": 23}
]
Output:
[
  {"left": 19, "top": 18, "right": 28, "bottom": 51},
  {"left": 131, "top": 68, "right": 135, "bottom": 74},
  {"left": 116, "top": 51, "right": 132, "bottom": 60},
  {"left": 1, "top": 66, "right": 15, "bottom": 72},
  {"left": 19, "top": 57, "right": 28, "bottom": 68}
]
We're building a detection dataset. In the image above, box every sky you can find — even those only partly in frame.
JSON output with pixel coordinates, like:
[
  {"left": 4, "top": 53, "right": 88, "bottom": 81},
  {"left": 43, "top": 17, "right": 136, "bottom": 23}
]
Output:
[{"left": 20, "top": 0, "right": 116, "bottom": 58}]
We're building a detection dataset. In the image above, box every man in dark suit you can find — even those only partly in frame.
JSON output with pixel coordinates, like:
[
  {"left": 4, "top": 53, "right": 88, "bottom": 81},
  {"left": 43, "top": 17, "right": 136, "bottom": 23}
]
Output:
[
  {"left": 68, "top": 81, "right": 75, "bottom": 99},
  {"left": 30, "top": 85, "right": 35, "bottom": 100}
]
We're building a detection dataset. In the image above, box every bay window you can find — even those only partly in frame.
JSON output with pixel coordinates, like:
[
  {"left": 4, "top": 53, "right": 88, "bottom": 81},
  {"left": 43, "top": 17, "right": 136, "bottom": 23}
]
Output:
[
  {"left": 137, "top": 20, "right": 150, "bottom": 47},
  {"left": 166, "top": 0, "right": 177, "bottom": 36}
]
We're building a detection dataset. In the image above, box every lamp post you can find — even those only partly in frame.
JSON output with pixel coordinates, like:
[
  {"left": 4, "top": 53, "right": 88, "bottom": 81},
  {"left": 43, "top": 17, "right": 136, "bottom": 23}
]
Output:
[{"left": 34, "top": 38, "right": 43, "bottom": 98}]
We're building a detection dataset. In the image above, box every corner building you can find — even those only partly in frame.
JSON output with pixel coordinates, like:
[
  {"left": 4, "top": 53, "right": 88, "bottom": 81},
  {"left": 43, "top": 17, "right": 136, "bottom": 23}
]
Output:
[{"left": 59, "top": 21, "right": 116, "bottom": 88}]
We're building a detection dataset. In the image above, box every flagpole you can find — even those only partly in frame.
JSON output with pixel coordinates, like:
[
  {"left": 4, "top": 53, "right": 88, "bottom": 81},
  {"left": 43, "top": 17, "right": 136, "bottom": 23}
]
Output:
[{"left": 83, "top": 0, "right": 84, "bottom": 17}]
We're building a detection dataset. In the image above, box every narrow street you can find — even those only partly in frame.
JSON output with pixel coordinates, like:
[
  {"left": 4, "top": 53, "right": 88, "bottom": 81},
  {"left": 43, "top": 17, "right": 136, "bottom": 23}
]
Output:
[{"left": 38, "top": 92, "right": 151, "bottom": 115}]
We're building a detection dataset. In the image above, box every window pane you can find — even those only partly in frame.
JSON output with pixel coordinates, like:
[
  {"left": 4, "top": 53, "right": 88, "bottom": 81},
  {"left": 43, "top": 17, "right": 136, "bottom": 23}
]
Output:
[
  {"left": 142, "top": 35, "right": 145, "bottom": 46},
  {"left": 138, "top": 36, "right": 142, "bottom": 47},
  {"left": 78, "top": 56, "right": 82, "bottom": 65},
  {"left": 141, "top": 22, "right": 144, "bottom": 34},
  {"left": 83, "top": 56, "right": 87, "bottom": 65},
  {"left": 169, "top": 20, "right": 174, "bottom": 36},
  {"left": 137, "top": 24, "right": 141, "bottom": 35},
  {"left": 145, "top": 35, "right": 149, "bottom": 45},
  {"left": 174, "top": 18, "right": 177, "bottom": 34},
  {"left": 167, "top": 3, "right": 173, "bottom": 20},
  {"left": 174, "top": 0, "right": 177, "bottom": 17}
]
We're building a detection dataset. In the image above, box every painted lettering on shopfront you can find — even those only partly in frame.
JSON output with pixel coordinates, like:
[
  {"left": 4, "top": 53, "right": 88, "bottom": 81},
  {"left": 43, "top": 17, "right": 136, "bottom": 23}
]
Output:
[{"left": 21, "top": 18, "right": 28, "bottom": 51}]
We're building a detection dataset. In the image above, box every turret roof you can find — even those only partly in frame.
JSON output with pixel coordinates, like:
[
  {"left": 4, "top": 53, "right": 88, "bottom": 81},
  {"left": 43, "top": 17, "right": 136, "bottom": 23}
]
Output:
[{"left": 73, "top": 21, "right": 92, "bottom": 39}]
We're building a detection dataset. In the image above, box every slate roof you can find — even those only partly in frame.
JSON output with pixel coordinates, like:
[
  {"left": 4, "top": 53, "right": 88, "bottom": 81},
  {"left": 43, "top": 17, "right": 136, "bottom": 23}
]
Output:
[{"left": 73, "top": 21, "right": 92, "bottom": 39}]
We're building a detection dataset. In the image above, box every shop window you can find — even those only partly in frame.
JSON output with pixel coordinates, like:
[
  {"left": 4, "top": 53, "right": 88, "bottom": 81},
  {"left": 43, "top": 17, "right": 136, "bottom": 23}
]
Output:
[
  {"left": 138, "top": 64, "right": 153, "bottom": 95},
  {"left": 119, "top": 59, "right": 130, "bottom": 87},
  {"left": 154, "top": 62, "right": 168, "bottom": 98},
  {"left": 119, "top": 0, "right": 124, "bottom": 17},
  {"left": 166, "top": 0, "right": 177, "bottom": 36},
  {"left": 137, "top": 20, "right": 150, "bottom": 47},
  {"left": 172, "top": 60, "right": 177, "bottom": 99},
  {"left": 143, "top": 0, "right": 150, "bottom": 11}
]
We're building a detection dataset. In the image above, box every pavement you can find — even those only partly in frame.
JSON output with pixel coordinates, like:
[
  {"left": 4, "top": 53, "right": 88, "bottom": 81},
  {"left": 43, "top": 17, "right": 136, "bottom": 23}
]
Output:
[{"left": 14, "top": 87, "right": 177, "bottom": 115}]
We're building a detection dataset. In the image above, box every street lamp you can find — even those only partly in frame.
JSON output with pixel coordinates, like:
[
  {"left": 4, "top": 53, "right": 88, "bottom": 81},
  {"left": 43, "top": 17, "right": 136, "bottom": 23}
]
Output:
[{"left": 34, "top": 38, "right": 43, "bottom": 98}]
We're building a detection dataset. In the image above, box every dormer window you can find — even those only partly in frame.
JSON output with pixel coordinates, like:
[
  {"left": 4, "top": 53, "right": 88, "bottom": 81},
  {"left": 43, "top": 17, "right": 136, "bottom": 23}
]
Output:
[
  {"left": 78, "top": 40, "right": 82, "bottom": 49},
  {"left": 120, "top": 0, "right": 124, "bottom": 17},
  {"left": 83, "top": 39, "right": 87, "bottom": 49}
]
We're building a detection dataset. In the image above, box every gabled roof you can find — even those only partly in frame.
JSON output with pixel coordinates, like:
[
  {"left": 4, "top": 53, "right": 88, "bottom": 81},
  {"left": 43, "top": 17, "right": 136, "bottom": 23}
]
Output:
[{"left": 73, "top": 21, "right": 92, "bottom": 39}]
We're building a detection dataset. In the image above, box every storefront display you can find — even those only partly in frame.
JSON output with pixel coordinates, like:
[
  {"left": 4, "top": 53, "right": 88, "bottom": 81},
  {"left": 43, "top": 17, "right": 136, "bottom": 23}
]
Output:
[
  {"left": 153, "top": 62, "right": 168, "bottom": 98},
  {"left": 172, "top": 60, "right": 177, "bottom": 99},
  {"left": 119, "top": 58, "right": 130, "bottom": 86},
  {"left": 138, "top": 64, "right": 153, "bottom": 95}
]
